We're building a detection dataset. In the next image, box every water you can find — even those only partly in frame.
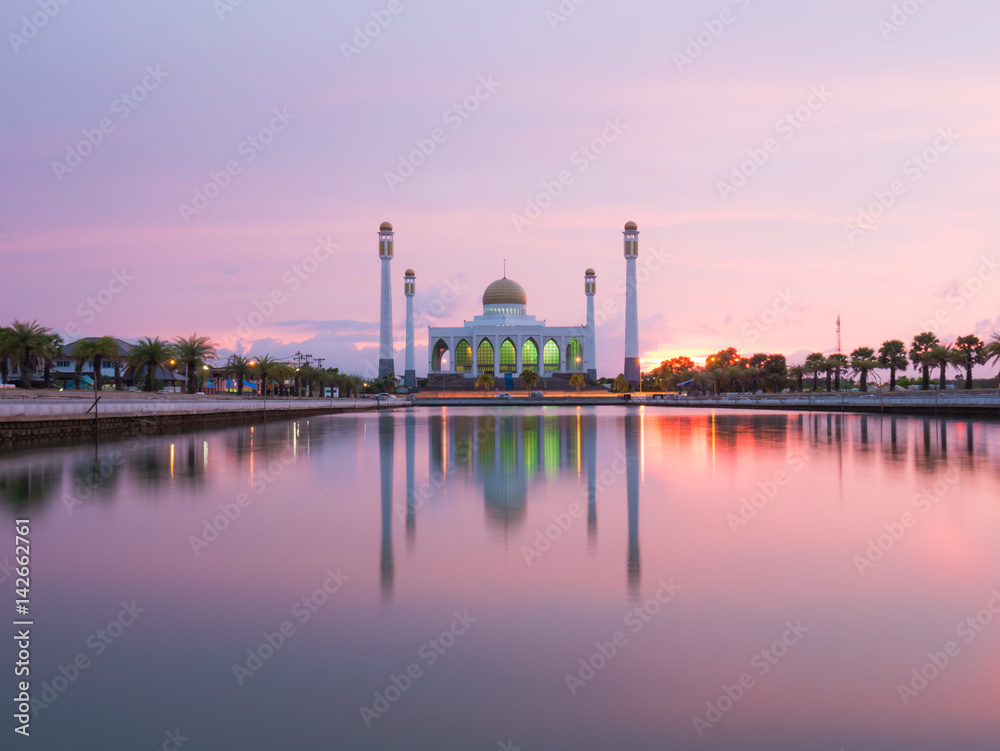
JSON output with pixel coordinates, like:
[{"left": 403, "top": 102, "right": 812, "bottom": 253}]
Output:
[{"left": 3, "top": 406, "right": 1000, "bottom": 750}]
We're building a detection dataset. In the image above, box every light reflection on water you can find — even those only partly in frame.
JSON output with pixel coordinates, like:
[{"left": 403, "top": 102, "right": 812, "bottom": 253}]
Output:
[{"left": 2, "top": 406, "right": 1000, "bottom": 750}]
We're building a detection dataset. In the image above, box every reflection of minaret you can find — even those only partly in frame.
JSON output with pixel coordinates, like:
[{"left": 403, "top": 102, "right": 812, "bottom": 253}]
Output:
[
  {"left": 584, "top": 269, "right": 597, "bottom": 381},
  {"left": 378, "top": 414, "right": 394, "bottom": 598},
  {"left": 378, "top": 221, "right": 395, "bottom": 380},
  {"left": 625, "top": 410, "right": 641, "bottom": 596},
  {"left": 403, "top": 269, "right": 416, "bottom": 389},
  {"left": 623, "top": 221, "right": 640, "bottom": 389},
  {"left": 405, "top": 410, "right": 416, "bottom": 547},
  {"left": 584, "top": 412, "right": 598, "bottom": 549}
]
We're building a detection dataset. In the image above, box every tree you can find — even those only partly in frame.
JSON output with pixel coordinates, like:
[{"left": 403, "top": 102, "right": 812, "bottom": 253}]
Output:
[
  {"left": 878, "top": 339, "right": 908, "bottom": 391},
  {"left": 850, "top": 347, "right": 878, "bottom": 392},
  {"left": 225, "top": 354, "right": 254, "bottom": 396},
  {"left": 924, "top": 343, "right": 956, "bottom": 390},
  {"left": 0, "top": 320, "right": 51, "bottom": 388},
  {"left": 39, "top": 332, "right": 63, "bottom": 389},
  {"left": 705, "top": 348, "right": 741, "bottom": 371},
  {"left": 692, "top": 371, "right": 716, "bottom": 394},
  {"left": 475, "top": 373, "right": 494, "bottom": 391},
  {"left": 127, "top": 337, "right": 175, "bottom": 392},
  {"left": 986, "top": 334, "right": 1000, "bottom": 381},
  {"left": 954, "top": 335, "right": 985, "bottom": 390},
  {"left": 909, "top": 332, "right": 940, "bottom": 390},
  {"left": 788, "top": 365, "right": 805, "bottom": 392},
  {"left": 520, "top": 369, "right": 541, "bottom": 390},
  {"left": 568, "top": 373, "right": 585, "bottom": 392},
  {"left": 613, "top": 374, "right": 631, "bottom": 393},
  {"left": 253, "top": 356, "right": 283, "bottom": 396},
  {"left": 70, "top": 338, "right": 116, "bottom": 391},
  {"left": 0, "top": 326, "right": 11, "bottom": 385},
  {"left": 827, "top": 353, "right": 849, "bottom": 391},
  {"left": 804, "top": 352, "right": 826, "bottom": 391},
  {"left": 174, "top": 335, "right": 217, "bottom": 395}
]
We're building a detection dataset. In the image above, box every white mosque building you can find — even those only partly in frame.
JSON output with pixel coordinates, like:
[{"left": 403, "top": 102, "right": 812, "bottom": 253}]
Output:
[
  {"left": 377, "top": 220, "right": 640, "bottom": 389},
  {"left": 426, "top": 272, "right": 597, "bottom": 387}
]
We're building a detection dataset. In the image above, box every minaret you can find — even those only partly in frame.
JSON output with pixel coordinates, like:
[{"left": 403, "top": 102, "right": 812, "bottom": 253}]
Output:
[
  {"left": 403, "top": 269, "right": 416, "bottom": 389},
  {"left": 584, "top": 268, "right": 597, "bottom": 381},
  {"left": 623, "top": 221, "right": 640, "bottom": 389},
  {"left": 378, "top": 221, "right": 395, "bottom": 380}
]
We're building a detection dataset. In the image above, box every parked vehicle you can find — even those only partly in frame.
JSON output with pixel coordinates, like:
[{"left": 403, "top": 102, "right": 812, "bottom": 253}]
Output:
[
  {"left": 376, "top": 393, "right": 398, "bottom": 400},
  {"left": 495, "top": 393, "right": 513, "bottom": 399}
]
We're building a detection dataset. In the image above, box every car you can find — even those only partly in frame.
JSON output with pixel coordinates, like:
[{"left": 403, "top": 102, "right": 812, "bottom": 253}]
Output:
[
  {"left": 529, "top": 391, "right": 543, "bottom": 397},
  {"left": 495, "top": 393, "right": 513, "bottom": 399},
  {"left": 375, "top": 392, "right": 398, "bottom": 400}
]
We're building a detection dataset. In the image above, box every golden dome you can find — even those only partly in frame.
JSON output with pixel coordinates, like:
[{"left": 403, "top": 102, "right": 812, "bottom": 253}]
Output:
[
  {"left": 624, "top": 221, "right": 638, "bottom": 231},
  {"left": 585, "top": 268, "right": 596, "bottom": 276},
  {"left": 404, "top": 269, "right": 415, "bottom": 276},
  {"left": 380, "top": 221, "right": 393, "bottom": 231},
  {"left": 483, "top": 278, "right": 527, "bottom": 306}
]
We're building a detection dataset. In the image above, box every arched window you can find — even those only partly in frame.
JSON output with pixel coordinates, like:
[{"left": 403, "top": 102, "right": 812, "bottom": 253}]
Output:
[
  {"left": 567, "top": 339, "right": 583, "bottom": 371},
  {"left": 499, "top": 338, "right": 516, "bottom": 373},
  {"left": 543, "top": 339, "right": 560, "bottom": 371},
  {"left": 432, "top": 339, "right": 450, "bottom": 372},
  {"left": 522, "top": 339, "right": 538, "bottom": 372},
  {"left": 477, "top": 339, "right": 494, "bottom": 374},
  {"left": 455, "top": 339, "right": 472, "bottom": 372}
]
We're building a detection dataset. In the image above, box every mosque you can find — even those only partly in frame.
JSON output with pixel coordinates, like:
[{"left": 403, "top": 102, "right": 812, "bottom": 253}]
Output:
[{"left": 375, "top": 220, "right": 641, "bottom": 389}]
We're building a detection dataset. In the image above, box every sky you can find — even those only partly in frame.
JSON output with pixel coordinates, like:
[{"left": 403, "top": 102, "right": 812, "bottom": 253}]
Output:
[{"left": 2, "top": 0, "right": 999, "bottom": 379}]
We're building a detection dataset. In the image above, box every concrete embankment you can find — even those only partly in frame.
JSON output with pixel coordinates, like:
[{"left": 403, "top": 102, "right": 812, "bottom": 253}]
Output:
[
  {"left": 0, "top": 396, "right": 400, "bottom": 444},
  {"left": 413, "top": 393, "right": 1000, "bottom": 418}
]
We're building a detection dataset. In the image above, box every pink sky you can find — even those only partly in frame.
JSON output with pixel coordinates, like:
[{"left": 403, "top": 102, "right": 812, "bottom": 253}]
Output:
[{"left": 2, "top": 0, "right": 999, "bottom": 378}]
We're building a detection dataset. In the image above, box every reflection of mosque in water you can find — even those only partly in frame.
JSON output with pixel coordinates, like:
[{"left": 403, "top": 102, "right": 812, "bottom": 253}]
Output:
[{"left": 377, "top": 408, "right": 643, "bottom": 598}]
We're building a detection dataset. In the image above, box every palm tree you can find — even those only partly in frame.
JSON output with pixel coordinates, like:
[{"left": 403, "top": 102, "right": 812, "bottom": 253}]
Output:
[
  {"left": 954, "top": 335, "right": 985, "bottom": 390},
  {"left": 568, "top": 373, "right": 585, "bottom": 392},
  {"left": 909, "top": 332, "right": 940, "bottom": 390},
  {"left": 225, "top": 354, "right": 254, "bottom": 396},
  {"left": 804, "top": 352, "right": 826, "bottom": 391},
  {"left": 924, "top": 343, "right": 956, "bottom": 391},
  {"left": 986, "top": 334, "right": 1000, "bottom": 382},
  {"left": 127, "top": 337, "right": 175, "bottom": 392},
  {"left": 475, "top": 373, "right": 494, "bottom": 391},
  {"left": 520, "top": 369, "right": 542, "bottom": 390},
  {"left": 91, "top": 337, "right": 120, "bottom": 391},
  {"left": 613, "top": 374, "right": 631, "bottom": 394},
  {"left": 850, "top": 347, "right": 878, "bottom": 392},
  {"left": 0, "top": 326, "right": 11, "bottom": 385},
  {"left": 828, "top": 353, "right": 849, "bottom": 391},
  {"left": 788, "top": 365, "right": 805, "bottom": 392},
  {"left": 878, "top": 339, "right": 909, "bottom": 392},
  {"left": 253, "top": 355, "right": 281, "bottom": 396},
  {"left": 39, "top": 332, "right": 63, "bottom": 389},
  {"left": 71, "top": 338, "right": 109, "bottom": 391},
  {"left": 174, "top": 334, "right": 217, "bottom": 395},
  {"left": 0, "top": 320, "right": 52, "bottom": 388},
  {"left": 692, "top": 370, "right": 716, "bottom": 395}
]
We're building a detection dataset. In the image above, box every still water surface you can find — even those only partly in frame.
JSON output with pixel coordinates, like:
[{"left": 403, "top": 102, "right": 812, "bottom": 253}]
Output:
[{"left": 3, "top": 406, "right": 1000, "bottom": 750}]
